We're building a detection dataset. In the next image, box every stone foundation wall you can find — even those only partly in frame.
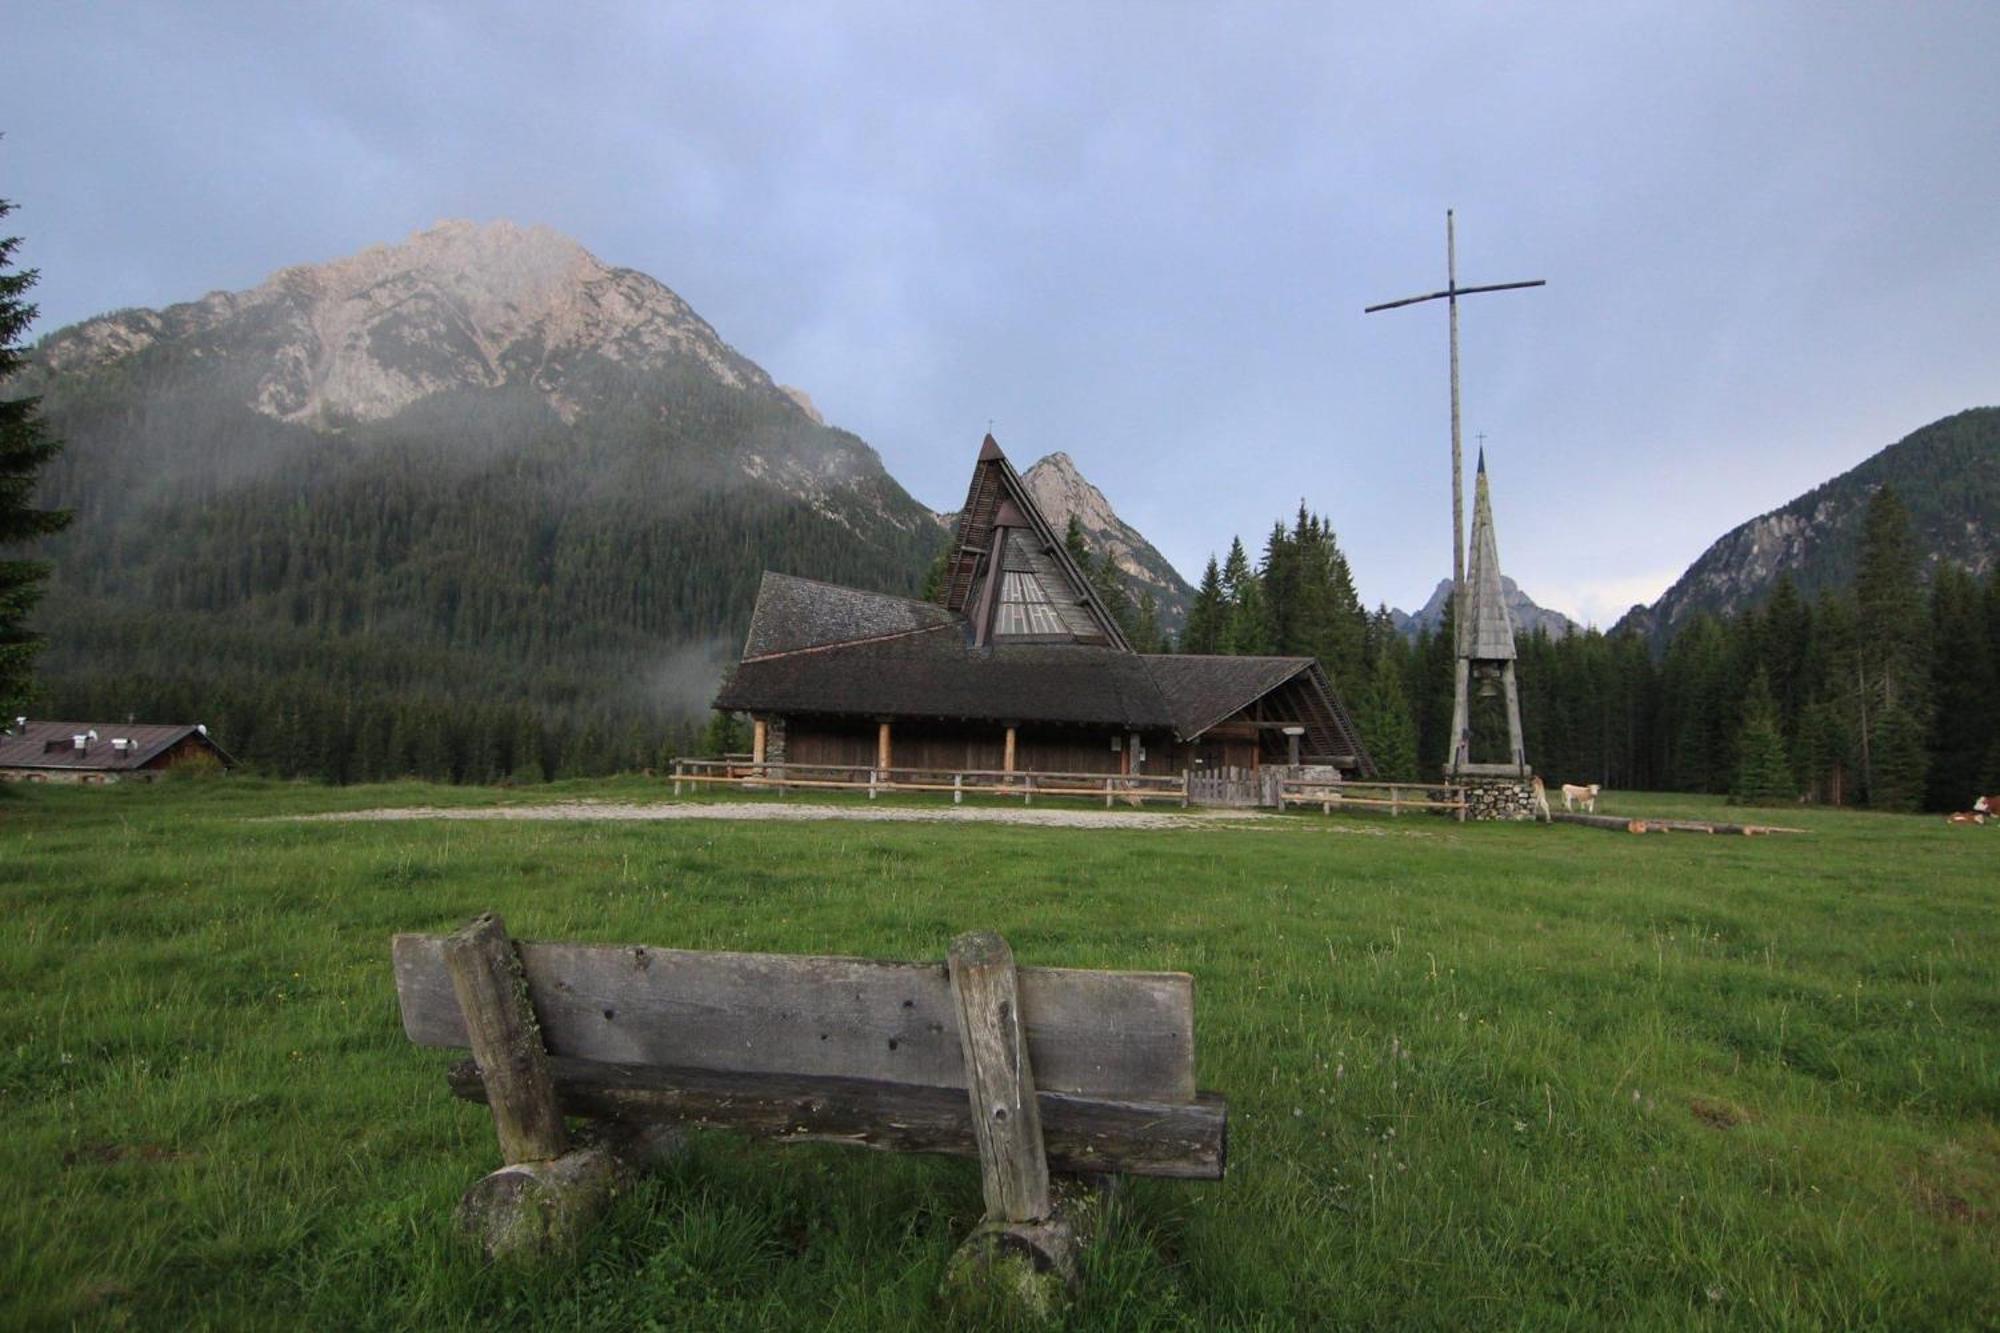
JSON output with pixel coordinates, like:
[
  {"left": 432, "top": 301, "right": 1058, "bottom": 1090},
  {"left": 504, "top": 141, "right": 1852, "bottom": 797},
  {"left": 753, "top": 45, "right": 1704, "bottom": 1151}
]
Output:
[
  {"left": 1457, "top": 775, "right": 1541, "bottom": 822},
  {"left": 764, "top": 716, "right": 788, "bottom": 764}
]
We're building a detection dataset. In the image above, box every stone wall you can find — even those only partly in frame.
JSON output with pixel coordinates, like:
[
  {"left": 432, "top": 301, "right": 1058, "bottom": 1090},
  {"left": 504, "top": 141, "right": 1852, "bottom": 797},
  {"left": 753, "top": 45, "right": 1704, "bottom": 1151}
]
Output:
[
  {"left": 1458, "top": 774, "right": 1541, "bottom": 822},
  {"left": 763, "top": 715, "right": 788, "bottom": 764}
]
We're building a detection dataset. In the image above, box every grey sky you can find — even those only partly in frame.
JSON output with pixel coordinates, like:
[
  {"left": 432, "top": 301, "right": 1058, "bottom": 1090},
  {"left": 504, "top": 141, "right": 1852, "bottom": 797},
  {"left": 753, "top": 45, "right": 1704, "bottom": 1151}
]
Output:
[{"left": 11, "top": 2, "right": 1998, "bottom": 625}]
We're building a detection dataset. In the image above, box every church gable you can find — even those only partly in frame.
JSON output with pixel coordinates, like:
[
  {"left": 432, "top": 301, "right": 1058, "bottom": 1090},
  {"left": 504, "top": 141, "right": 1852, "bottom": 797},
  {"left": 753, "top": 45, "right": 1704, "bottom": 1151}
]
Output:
[{"left": 939, "top": 435, "right": 1129, "bottom": 650}]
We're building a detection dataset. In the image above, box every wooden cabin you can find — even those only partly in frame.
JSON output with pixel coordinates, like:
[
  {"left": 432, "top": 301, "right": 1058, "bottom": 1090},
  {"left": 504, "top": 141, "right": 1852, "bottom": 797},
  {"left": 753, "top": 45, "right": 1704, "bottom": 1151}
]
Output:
[
  {"left": 0, "top": 719, "right": 235, "bottom": 783},
  {"left": 714, "top": 437, "right": 1375, "bottom": 781}
]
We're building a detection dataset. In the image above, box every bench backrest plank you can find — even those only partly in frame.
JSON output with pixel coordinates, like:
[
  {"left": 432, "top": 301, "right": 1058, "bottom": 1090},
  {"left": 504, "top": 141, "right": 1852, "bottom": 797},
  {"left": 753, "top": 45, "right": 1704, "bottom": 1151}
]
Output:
[{"left": 393, "top": 934, "right": 1196, "bottom": 1102}]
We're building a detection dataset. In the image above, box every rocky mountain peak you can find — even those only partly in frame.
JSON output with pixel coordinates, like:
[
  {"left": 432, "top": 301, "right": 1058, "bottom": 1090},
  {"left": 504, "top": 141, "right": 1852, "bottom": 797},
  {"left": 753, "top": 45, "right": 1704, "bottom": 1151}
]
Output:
[
  {"left": 1390, "top": 575, "right": 1578, "bottom": 642},
  {"left": 38, "top": 219, "right": 800, "bottom": 428},
  {"left": 1020, "top": 452, "right": 1194, "bottom": 626}
]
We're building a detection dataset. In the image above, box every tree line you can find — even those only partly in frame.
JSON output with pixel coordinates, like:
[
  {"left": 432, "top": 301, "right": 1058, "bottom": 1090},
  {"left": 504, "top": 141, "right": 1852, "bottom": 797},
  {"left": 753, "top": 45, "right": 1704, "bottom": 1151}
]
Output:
[{"left": 1180, "top": 485, "right": 1999, "bottom": 810}]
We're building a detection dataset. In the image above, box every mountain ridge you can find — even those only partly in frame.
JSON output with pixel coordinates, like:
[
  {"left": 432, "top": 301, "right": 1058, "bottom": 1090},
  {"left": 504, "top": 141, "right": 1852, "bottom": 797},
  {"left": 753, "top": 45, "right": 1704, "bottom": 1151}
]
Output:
[{"left": 1613, "top": 406, "right": 2000, "bottom": 641}]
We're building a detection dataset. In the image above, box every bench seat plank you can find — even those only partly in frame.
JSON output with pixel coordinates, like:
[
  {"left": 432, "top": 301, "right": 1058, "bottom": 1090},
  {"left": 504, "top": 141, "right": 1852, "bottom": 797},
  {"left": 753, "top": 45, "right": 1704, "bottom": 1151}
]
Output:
[
  {"left": 445, "top": 1056, "right": 1227, "bottom": 1180},
  {"left": 395, "top": 935, "right": 1197, "bottom": 1102}
]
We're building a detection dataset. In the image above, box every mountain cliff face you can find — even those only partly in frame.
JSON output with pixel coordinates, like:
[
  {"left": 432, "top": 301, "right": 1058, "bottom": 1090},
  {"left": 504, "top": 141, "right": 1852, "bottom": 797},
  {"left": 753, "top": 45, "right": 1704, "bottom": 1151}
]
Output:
[
  {"left": 1019, "top": 452, "right": 1195, "bottom": 627},
  {"left": 1616, "top": 407, "right": 2000, "bottom": 642},
  {"left": 18, "top": 221, "right": 941, "bottom": 777},
  {"left": 1389, "top": 576, "right": 1578, "bottom": 642}
]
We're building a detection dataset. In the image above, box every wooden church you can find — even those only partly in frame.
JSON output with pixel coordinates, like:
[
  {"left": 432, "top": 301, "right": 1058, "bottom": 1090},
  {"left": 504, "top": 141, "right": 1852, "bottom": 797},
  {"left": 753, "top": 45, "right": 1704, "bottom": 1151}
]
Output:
[{"left": 715, "top": 436, "right": 1375, "bottom": 780}]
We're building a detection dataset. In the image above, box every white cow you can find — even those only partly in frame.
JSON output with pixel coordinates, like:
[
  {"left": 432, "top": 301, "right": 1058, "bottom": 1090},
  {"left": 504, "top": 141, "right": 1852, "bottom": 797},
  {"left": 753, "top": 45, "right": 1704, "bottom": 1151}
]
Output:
[{"left": 1561, "top": 782, "right": 1601, "bottom": 813}]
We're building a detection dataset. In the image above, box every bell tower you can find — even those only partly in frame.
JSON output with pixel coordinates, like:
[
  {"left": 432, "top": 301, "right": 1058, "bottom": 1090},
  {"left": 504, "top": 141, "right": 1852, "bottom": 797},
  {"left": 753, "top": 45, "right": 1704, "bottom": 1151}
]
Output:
[{"left": 1447, "top": 449, "right": 1527, "bottom": 776}]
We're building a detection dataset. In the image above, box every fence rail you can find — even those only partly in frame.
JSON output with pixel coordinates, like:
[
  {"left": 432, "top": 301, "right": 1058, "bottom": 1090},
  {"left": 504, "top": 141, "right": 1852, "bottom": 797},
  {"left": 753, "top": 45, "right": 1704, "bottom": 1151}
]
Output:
[
  {"left": 1279, "top": 778, "right": 1467, "bottom": 820},
  {"left": 671, "top": 758, "right": 1190, "bottom": 807}
]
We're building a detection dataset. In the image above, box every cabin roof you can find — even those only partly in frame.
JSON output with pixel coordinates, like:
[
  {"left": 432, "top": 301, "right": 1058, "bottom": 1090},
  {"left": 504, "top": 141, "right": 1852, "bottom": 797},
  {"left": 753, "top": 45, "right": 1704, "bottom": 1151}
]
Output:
[
  {"left": 1141, "top": 654, "right": 1317, "bottom": 740},
  {"left": 939, "top": 435, "right": 1131, "bottom": 650},
  {"left": 741, "top": 572, "right": 961, "bottom": 661},
  {"left": 0, "top": 720, "right": 234, "bottom": 772},
  {"left": 718, "top": 626, "right": 1177, "bottom": 729}
]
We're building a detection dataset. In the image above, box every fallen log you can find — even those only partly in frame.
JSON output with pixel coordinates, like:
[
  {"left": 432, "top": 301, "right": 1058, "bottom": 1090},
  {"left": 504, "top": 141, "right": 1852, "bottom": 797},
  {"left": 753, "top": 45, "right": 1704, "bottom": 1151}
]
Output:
[{"left": 1549, "top": 811, "right": 1806, "bottom": 836}]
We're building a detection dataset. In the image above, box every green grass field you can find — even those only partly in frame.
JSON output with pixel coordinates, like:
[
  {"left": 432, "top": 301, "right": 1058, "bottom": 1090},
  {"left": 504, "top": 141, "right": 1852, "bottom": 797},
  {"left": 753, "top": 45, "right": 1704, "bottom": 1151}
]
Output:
[{"left": 2, "top": 778, "right": 1994, "bottom": 1329}]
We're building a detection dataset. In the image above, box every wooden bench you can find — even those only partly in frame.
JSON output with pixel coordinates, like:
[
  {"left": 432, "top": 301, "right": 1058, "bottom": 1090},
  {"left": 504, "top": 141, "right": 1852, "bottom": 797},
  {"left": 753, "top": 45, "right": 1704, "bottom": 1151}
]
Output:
[{"left": 393, "top": 913, "right": 1226, "bottom": 1312}]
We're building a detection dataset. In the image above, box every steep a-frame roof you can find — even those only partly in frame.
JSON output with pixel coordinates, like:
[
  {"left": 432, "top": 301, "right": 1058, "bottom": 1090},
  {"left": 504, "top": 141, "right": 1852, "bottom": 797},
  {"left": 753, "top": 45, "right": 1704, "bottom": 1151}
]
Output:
[
  {"left": 938, "top": 435, "right": 1132, "bottom": 651},
  {"left": 1461, "top": 450, "right": 1517, "bottom": 661}
]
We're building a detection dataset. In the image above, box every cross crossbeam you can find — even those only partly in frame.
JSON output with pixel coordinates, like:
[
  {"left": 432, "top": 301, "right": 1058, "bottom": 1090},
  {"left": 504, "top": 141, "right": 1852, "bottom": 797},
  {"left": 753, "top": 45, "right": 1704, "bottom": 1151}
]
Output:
[{"left": 1365, "top": 210, "right": 1543, "bottom": 773}]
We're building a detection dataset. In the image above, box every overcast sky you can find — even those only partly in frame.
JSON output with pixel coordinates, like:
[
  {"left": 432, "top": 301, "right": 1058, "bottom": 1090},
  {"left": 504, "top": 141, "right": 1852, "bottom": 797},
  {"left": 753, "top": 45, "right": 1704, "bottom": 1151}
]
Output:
[{"left": 10, "top": 2, "right": 1997, "bottom": 625}]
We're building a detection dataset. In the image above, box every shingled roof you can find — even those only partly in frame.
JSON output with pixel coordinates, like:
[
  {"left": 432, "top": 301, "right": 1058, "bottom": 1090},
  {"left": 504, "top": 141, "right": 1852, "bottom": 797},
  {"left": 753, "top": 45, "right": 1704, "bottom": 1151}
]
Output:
[
  {"left": 719, "top": 627, "right": 1177, "bottom": 729},
  {"left": 741, "top": 573, "right": 961, "bottom": 660},
  {"left": 0, "top": 720, "right": 234, "bottom": 772},
  {"left": 1141, "top": 654, "right": 1317, "bottom": 739},
  {"left": 1461, "top": 451, "right": 1517, "bottom": 661}
]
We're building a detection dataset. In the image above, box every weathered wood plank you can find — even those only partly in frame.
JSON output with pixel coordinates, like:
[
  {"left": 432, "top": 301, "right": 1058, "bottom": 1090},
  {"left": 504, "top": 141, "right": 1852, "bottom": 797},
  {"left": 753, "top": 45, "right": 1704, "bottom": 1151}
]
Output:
[
  {"left": 395, "top": 935, "right": 1196, "bottom": 1102},
  {"left": 440, "top": 912, "right": 568, "bottom": 1164},
  {"left": 444, "top": 1058, "right": 1227, "bottom": 1180},
  {"left": 950, "top": 931, "right": 1049, "bottom": 1221}
]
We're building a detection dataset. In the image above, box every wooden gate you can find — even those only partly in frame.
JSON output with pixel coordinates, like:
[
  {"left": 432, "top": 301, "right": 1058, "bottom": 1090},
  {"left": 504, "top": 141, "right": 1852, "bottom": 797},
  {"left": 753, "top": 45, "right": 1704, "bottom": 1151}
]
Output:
[{"left": 1187, "top": 766, "right": 1283, "bottom": 808}]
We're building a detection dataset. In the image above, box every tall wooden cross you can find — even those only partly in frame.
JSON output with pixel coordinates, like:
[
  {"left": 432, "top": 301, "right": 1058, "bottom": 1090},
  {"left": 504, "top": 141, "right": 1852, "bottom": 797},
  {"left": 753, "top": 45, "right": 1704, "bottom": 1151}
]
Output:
[{"left": 1364, "top": 211, "right": 1543, "bottom": 656}]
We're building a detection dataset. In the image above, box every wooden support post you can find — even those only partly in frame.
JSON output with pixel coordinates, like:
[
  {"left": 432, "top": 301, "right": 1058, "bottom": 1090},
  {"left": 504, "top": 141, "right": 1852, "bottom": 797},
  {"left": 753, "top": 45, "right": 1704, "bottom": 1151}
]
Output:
[
  {"left": 443, "top": 913, "right": 568, "bottom": 1166},
  {"left": 954, "top": 773, "right": 963, "bottom": 806},
  {"left": 878, "top": 720, "right": 893, "bottom": 773},
  {"left": 1003, "top": 726, "right": 1017, "bottom": 776},
  {"left": 752, "top": 718, "right": 768, "bottom": 768},
  {"left": 443, "top": 912, "right": 661, "bottom": 1260},
  {"left": 948, "top": 932, "right": 1050, "bottom": 1223},
  {"left": 943, "top": 931, "right": 1087, "bottom": 1317}
]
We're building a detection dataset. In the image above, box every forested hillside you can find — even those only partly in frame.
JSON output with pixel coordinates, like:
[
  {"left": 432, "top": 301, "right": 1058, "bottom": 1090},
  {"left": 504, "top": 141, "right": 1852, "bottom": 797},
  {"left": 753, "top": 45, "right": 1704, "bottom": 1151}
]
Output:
[
  {"left": 17, "top": 223, "right": 942, "bottom": 780},
  {"left": 1627, "top": 407, "right": 2000, "bottom": 642}
]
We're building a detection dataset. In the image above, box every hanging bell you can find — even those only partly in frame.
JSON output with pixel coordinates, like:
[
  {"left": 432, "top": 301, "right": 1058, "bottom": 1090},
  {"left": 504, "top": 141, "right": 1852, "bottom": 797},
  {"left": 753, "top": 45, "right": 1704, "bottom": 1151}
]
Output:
[{"left": 1474, "top": 664, "right": 1501, "bottom": 699}]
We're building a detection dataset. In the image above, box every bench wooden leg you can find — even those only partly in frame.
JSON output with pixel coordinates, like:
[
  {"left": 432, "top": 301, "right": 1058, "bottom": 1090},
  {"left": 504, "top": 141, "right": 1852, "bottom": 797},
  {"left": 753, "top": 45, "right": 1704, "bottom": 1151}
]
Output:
[
  {"left": 940, "top": 930, "right": 1094, "bottom": 1319},
  {"left": 443, "top": 913, "right": 687, "bottom": 1260}
]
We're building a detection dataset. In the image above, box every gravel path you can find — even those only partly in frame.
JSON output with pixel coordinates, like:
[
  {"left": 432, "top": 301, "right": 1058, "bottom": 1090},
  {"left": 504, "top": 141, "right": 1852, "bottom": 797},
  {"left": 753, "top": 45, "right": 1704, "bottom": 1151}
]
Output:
[{"left": 293, "top": 799, "right": 1289, "bottom": 831}]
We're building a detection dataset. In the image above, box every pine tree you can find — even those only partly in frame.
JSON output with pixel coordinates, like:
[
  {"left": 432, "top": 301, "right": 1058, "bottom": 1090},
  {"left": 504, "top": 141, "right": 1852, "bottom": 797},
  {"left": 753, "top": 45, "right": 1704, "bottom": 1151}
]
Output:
[
  {"left": 1130, "top": 593, "right": 1163, "bottom": 654},
  {"left": 700, "top": 710, "right": 746, "bottom": 757},
  {"left": 1353, "top": 651, "right": 1420, "bottom": 781},
  {"left": 1730, "top": 669, "right": 1794, "bottom": 805},
  {"left": 1867, "top": 701, "right": 1929, "bottom": 812},
  {"left": 0, "top": 198, "right": 72, "bottom": 714},
  {"left": 1923, "top": 564, "right": 1993, "bottom": 810},
  {"left": 1852, "top": 484, "right": 1932, "bottom": 803},
  {"left": 1181, "top": 557, "right": 1226, "bottom": 654}
]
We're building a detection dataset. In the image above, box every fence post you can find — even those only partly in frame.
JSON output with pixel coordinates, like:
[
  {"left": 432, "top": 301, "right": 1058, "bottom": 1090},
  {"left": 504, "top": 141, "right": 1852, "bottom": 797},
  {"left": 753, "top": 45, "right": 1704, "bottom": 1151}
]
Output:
[
  {"left": 954, "top": 772, "right": 963, "bottom": 806},
  {"left": 1104, "top": 776, "right": 1113, "bottom": 808},
  {"left": 672, "top": 761, "right": 681, "bottom": 797},
  {"left": 1181, "top": 771, "right": 1190, "bottom": 809},
  {"left": 869, "top": 769, "right": 879, "bottom": 800},
  {"left": 1391, "top": 786, "right": 1400, "bottom": 817},
  {"left": 1025, "top": 773, "right": 1034, "bottom": 806}
]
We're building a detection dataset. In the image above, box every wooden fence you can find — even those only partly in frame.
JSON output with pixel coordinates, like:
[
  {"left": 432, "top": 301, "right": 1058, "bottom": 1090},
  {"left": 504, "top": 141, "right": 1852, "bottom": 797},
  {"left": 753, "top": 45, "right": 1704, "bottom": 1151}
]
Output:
[
  {"left": 672, "top": 758, "right": 1190, "bottom": 807},
  {"left": 1186, "top": 765, "right": 1286, "bottom": 808},
  {"left": 1278, "top": 777, "right": 1468, "bottom": 820}
]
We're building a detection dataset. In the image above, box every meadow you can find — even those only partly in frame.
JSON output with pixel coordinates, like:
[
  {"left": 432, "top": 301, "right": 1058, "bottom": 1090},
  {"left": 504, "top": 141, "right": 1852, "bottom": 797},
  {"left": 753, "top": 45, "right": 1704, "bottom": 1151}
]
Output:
[{"left": 1, "top": 777, "right": 1994, "bottom": 1329}]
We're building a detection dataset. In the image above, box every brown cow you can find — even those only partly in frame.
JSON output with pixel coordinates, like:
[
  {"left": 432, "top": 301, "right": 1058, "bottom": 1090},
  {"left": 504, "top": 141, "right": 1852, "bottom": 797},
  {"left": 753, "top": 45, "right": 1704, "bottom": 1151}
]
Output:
[{"left": 1946, "top": 811, "right": 1986, "bottom": 825}]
